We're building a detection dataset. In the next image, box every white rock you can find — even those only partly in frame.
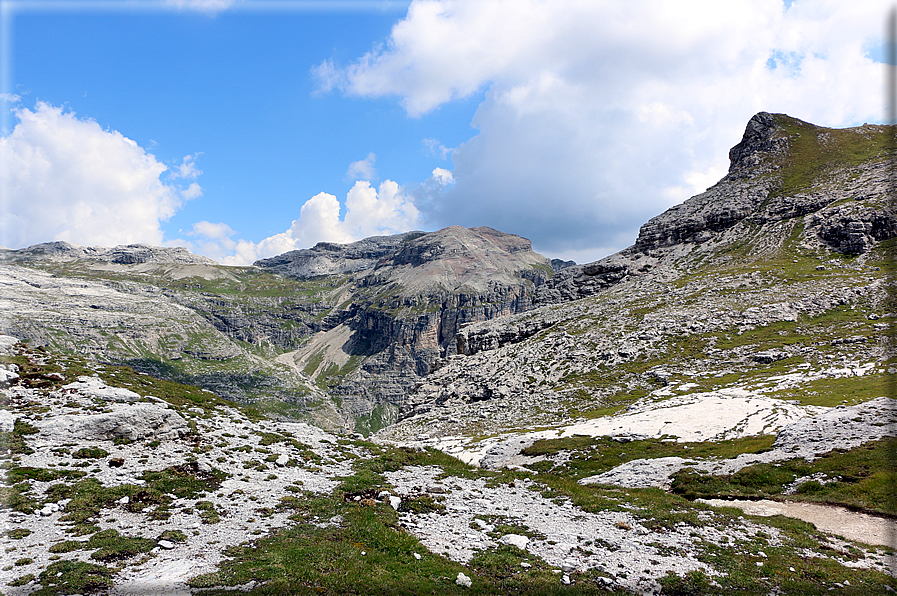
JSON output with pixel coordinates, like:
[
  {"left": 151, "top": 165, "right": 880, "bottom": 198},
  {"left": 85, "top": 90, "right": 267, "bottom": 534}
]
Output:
[
  {"left": 455, "top": 572, "right": 472, "bottom": 588},
  {"left": 158, "top": 540, "right": 176, "bottom": 550},
  {"left": 61, "top": 376, "right": 141, "bottom": 402},
  {"left": 389, "top": 496, "right": 402, "bottom": 510},
  {"left": 275, "top": 454, "right": 289, "bottom": 467},
  {"left": 0, "top": 336, "right": 18, "bottom": 354},
  {"left": 562, "top": 574, "right": 571, "bottom": 585},
  {"left": 117, "top": 496, "right": 130, "bottom": 505},
  {"left": 413, "top": 553, "right": 421, "bottom": 560},
  {"left": 38, "top": 403, "right": 188, "bottom": 442},
  {"left": 498, "top": 534, "right": 529, "bottom": 550},
  {"left": 0, "top": 409, "right": 16, "bottom": 432},
  {"left": 0, "top": 369, "right": 19, "bottom": 389}
]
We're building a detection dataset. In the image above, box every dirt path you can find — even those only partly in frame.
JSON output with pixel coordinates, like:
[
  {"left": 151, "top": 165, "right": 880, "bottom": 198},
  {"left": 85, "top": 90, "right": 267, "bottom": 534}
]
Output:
[{"left": 698, "top": 498, "right": 897, "bottom": 548}]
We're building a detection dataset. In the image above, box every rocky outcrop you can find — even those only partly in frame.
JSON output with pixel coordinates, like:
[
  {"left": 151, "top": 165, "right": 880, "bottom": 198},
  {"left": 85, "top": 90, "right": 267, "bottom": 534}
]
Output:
[
  {"left": 0, "top": 242, "right": 217, "bottom": 266},
  {"left": 815, "top": 204, "right": 897, "bottom": 255},
  {"left": 254, "top": 232, "right": 424, "bottom": 278},
  {"left": 39, "top": 404, "right": 188, "bottom": 442},
  {"left": 536, "top": 113, "right": 897, "bottom": 305},
  {"left": 270, "top": 226, "right": 553, "bottom": 427},
  {"left": 456, "top": 316, "right": 557, "bottom": 357}
]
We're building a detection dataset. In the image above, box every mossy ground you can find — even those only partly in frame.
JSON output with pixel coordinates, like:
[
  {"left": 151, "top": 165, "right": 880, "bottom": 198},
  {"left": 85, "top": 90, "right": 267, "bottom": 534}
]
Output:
[{"left": 670, "top": 438, "right": 897, "bottom": 516}]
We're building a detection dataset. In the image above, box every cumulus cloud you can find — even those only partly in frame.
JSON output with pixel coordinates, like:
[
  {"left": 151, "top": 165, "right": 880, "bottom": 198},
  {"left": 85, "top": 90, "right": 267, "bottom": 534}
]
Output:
[
  {"left": 431, "top": 167, "right": 454, "bottom": 186},
  {"left": 0, "top": 102, "right": 199, "bottom": 249},
  {"left": 316, "top": 0, "right": 886, "bottom": 260},
  {"left": 206, "top": 180, "right": 421, "bottom": 265},
  {"left": 346, "top": 152, "right": 377, "bottom": 181}
]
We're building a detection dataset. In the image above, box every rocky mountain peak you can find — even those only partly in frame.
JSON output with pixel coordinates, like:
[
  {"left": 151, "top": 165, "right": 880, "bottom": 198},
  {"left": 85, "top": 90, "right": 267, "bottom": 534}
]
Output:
[
  {"left": 537, "top": 112, "right": 895, "bottom": 304},
  {"left": 371, "top": 226, "right": 549, "bottom": 294},
  {"left": 0, "top": 241, "right": 217, "bottom": 265},
  {"left": 253, "top": 232, "right": 423, "bottom": 278},
  {"left": 727, "top": 111, "right": 790, "bottom": 174}
]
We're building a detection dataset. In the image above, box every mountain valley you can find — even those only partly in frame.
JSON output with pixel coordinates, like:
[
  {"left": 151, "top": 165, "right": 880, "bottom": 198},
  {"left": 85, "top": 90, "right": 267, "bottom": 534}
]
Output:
[{"left": 1, "top": 112, "right": 896, "bottom": 594}]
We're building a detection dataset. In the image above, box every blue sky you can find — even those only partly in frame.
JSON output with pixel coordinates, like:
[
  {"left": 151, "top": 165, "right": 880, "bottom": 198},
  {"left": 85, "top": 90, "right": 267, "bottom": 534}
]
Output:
[{"left": 0, "top": 0, "right": 889, "bottom": 265}]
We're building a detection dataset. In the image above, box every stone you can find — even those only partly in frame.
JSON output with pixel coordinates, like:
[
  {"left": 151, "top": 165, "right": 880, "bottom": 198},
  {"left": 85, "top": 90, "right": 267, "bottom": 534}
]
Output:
[
  {"left": 0, "top": 368, "right": 19, "bottom": 389},
  {"left": 275, "top": 454, "right": 289, "bottom": 467},
  {"left": 498, "top": 534, "right": 529, "bottom": 550},
  {"left": 38, "top": 404, "right": 188, "bottom": 442},
  {"left": 389, "top": 496, "right": 402, "bottom": 510},
  {"left": 0, "top": 409, "right": 16, "bottom": 432},
  {"left": 158, "top": 540, "right": 176, "bottom": 550},
  {"left": 455, "top": 572, "right": 472, "bottom": 588},
  {"left": 61, "top": 376, "right": 142, "bottom": 402}
]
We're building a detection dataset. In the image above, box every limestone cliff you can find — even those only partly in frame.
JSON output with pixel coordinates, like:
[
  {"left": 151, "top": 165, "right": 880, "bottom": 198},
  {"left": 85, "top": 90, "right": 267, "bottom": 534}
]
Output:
[
  {"left": 389, "top": 113, "right": 895, "bottom": 430},
  {"left": 536, "top": 112, "right": 896, "bottom": 304}
]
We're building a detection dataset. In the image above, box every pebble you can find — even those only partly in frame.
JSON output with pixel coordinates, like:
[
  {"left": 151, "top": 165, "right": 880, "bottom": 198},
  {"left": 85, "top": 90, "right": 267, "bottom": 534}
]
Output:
[{"left": 455, "top": 572, "right": 472, "bottom": 588}]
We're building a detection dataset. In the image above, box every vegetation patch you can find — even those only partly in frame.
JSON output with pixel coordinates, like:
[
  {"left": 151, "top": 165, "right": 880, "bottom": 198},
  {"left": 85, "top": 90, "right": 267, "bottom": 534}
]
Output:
[
  {"left": 5, "top": 527, "right": 32, "bottom": 539},
  {"left": 72, "top": 447, "right": 109, "bottom": 459},
  {"left": 34, "top": 559, "right": 113, "bottom": 595},
  {"left": 87, "top": 528, "right": 155, "bottom": 562},
  {"left": 521, "top": 435, "right": 775, "bottom": 481},
  {"left": 141, "top": 461, "right": 227, "bottom": 498},
  {"left": 5, "top": 466, "right": 86, "bottom": 483},
  {"left": 671, "top": 438, "right": 897, "bottom": 516}
]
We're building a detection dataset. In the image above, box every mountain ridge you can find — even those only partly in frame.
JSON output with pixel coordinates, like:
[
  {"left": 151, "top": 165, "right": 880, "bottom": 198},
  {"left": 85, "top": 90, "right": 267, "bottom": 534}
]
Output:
[{"left": 1, "top": 111, "right": 896, "bottom": 594}]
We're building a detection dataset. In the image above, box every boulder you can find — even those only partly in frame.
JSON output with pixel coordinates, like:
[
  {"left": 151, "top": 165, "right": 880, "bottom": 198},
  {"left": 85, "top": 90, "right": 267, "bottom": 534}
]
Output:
[
  {"left": 38, "top": 404, "right": 188, "bottom": 442},
  {"left": 59, "top": 376, "right": 141, "bottom": 402}
]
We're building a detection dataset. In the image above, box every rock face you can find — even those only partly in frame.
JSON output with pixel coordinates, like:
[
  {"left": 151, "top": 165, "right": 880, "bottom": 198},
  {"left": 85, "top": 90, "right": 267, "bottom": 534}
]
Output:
[
  {"left": 0, "top": 226, "right": 550, "bottom": 433},
  {"left": 0, "top": 242, "right": 217, "bottom": 266},
  {"left": 536, "top": 113, "right": 896, "bottom": 305},
  {"left": 384, "top": 112, "right": 896, "bottom": 433},
  {"left": 254, "top": 232, "right": 423, "bottom": 278},
  {"left": 265, "top": 226, "right": 552, "bottom": 429},
  {"left": 39, "top": 404, "right": 188, "bottom": 442}
]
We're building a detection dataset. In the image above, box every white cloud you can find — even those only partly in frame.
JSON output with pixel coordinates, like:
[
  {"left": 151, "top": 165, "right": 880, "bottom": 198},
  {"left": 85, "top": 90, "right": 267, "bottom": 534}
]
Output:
[
  {"left": 431, "top": 167, "right": 454, "bottom": 185},
  {"left": 346, "top": 152, "right": 377, "bottom": 181},
  {"left": 209, "top": 180, "right": 421, "bottom": 266},
  {"left": 175, "top": 154, "right": 203, "bottom": 179},
  {"left": 318, "top": 0, "right": 887, "bottom": 259},
  {"left": 423, "top": 138, "right": 453, "bottom": 159},
  {"left": 189, "top": 220, "right": 235, "bottom": 240},
  {"left": 164, "top": 0, "right": 237, "bottom": 14},
  {"left": 0, "top": 102, "right": 198, "bottom": 249}
]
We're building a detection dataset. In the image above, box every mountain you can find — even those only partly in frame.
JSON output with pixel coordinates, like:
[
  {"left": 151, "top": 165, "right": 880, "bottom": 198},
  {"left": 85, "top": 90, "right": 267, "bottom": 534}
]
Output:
[
  {"left": 0, "top": 227, "right": 550, "bottom": 432},
  {"left": 1, "top": 113, "right": 896, "bottom": 595},
  {"left": 382, "top": 113, "right": 895, "bottom": 451}
]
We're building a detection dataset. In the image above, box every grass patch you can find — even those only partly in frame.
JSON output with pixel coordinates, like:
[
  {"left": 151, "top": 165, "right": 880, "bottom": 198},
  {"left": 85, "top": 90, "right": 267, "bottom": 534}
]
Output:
[
  {"left": 769, "top": 373, "right": 890, "bottom": 407},
  {"left": 671, "top": 438, "right": 897, "bottom": 515},
  {"left": 521, "top": 435, "right": 775, "bottom": 481},
  {"left": 72, "top": 447, "right": 109, "bottom": 459},
  {"left": 772, "top": 116, "right": 894, "bottom": 196},
  {"left": 34, "top": 560, "right": 113, "bottom": 595},
  {"left": 87, "top": 528, "right": 155, "bottom": 562},
  {"left": 5, "top": 466, "right": 86, "bottom": 483}
]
